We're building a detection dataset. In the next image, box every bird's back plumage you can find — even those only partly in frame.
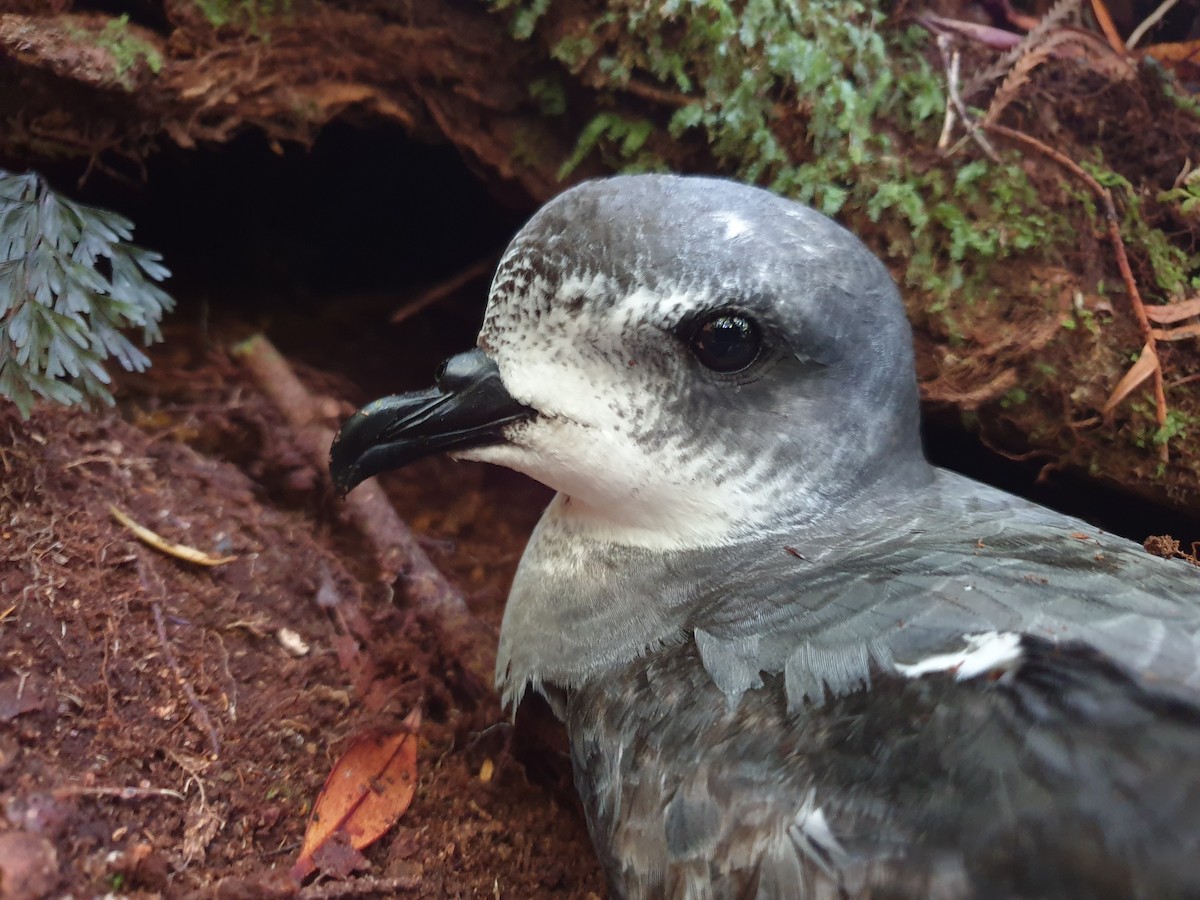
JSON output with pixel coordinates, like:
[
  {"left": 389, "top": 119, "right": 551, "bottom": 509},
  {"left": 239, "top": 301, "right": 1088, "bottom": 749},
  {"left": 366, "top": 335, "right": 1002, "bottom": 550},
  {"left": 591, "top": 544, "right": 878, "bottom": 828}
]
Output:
[{"left": 571, "top": 634, "right": 1200, "bottom": 899}]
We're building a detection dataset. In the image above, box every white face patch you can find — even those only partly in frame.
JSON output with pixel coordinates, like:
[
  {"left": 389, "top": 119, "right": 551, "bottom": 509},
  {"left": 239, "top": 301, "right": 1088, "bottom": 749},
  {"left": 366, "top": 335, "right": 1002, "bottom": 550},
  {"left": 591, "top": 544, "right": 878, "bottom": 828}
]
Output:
[
  {"left": 895, "top": 632, "right": 1024, "bottom": 681},
  {"left": 469, "top": 273, "right": 802, "bottom": 551}
]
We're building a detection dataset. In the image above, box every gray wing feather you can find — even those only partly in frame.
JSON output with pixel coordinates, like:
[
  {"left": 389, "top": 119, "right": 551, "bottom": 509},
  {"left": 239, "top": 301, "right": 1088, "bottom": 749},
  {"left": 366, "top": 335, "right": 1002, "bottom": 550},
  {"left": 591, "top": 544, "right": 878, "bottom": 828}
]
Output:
[
  {"left": 570, "top": 637, "right": 1200, "bottom": 899},
  {"left": 690, "top": 471, "right": 1200, "bottom": 706}
]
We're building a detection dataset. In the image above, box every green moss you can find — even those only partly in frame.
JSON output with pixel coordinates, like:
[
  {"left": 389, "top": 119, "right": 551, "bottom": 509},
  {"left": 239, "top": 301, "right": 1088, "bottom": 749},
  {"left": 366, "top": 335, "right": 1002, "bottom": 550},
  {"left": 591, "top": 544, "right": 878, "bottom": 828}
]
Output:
[
  {"left": 529, "top": 75, "right": 568, "bottom": 117},
  {"left": 1087, "top": 163, "right": 1200, "bottom": 299},
  {"left": 68, "top": 15, "right": 162, "bottom": 90},
  {"left": 558, "top": 113, "right": 662, "bottom": 178},
  {"left": 494, "top": 0, "right": 1066, "bottom": 310},
  {"left": 1155, "top": 409, "right": 1193, "bottom": 447},
  {"left": 1158, "top": 169, "right": 1200, "bottom": 229},
  {"left": 192, "top": 0, "right": 292, "bottom": 36},
  {"left": 1129, "top": 403, "right": 1195, "bottom": 452},
  {"left": 1000, "top": 387, "right": 1028, "bottom": 409},
  {"left": 490, "top": 0, "right": 1200, "bottom": 471}
]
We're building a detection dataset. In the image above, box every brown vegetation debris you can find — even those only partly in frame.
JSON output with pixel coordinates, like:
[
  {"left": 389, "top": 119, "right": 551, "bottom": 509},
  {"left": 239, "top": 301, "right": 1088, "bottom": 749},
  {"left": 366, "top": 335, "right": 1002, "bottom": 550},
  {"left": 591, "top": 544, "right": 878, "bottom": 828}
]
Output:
[
  {"left": 0, "top": 3, "right": 588, "bottom": 201},
  {"left": 0, "top": 339, "right": 602, "bottom": 896},
  {"left": 293, "top": 709, "right": 421, "bottom": 882},
  {"left": 1144, "top": 533, "right": 1200, "bottom": 565}
]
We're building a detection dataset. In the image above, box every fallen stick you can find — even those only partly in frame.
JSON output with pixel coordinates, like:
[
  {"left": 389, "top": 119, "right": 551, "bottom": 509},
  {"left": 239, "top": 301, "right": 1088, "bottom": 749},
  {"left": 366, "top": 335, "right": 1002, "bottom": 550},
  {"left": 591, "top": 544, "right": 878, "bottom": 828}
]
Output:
[
  {"left": 139, "top": 553, "right": 223, "bottom": 759},
  {"left": 299, "top": 873, "right": 420, "bottom": 898},
  {"left": 233, "top": 333, "right": 497, "bottom": 687},
  {"left": 390, "top": 253, "right": 499, "bottom": 325}
]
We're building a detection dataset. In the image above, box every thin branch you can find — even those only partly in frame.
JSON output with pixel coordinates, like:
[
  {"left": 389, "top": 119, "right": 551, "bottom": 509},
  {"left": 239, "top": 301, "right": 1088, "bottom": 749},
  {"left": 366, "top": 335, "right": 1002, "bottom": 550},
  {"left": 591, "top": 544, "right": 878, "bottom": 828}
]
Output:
[
  {"left": 391, "top": 254, "right": 499, "bottom": 325},
  {"left": 1127, "top": 0, "right": 1179, "bottom": 48},
  {"left": 1088, "top": 0, "right": 1127, "bottom": 54},
  {"left": 233, "top": 334, "right": 497, "bottom": 689},
  {"left": 120, "top": 550, "right": 224, "bottom": 759},
  {"left": 232, "top": 335, "right": 467, "bottom": 615},
  {"left": 54, "top": 785, "right": 186, "bottom": 801},
  {"left": 146, "top": 568, "right": 223, "bottom": 759},
  {"left": 622, "top": 78, "right": 693, "bottom": 108},
  {"left": 937, "top": 38, "right": 960, "bottom": 151},
  {"left": 937, "top": 36, "right": 1000, "bottom": 161},
  {"left": 984, "top": 122, "right": 1170, "bottom": 460},
  {"left": 299, "top": 874, "right": 420, "bottom": 899}
]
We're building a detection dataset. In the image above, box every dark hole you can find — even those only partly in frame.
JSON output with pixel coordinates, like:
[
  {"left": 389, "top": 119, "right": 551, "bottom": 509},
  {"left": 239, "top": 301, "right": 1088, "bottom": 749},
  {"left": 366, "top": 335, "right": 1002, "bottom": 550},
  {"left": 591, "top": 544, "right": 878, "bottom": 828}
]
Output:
[{"left": 31, "top": 124, "right": 1200, "bottom": 547}]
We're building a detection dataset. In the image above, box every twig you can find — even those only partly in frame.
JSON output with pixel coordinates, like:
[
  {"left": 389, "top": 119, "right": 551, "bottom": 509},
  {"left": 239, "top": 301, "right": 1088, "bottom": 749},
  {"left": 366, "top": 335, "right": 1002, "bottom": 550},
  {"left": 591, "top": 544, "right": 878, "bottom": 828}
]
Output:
[
  {"left": 983, "top": 122, "right": 1170, "bottom": 461},
  {"left": 1168, "top": 372, "right": 1200, "bottom": 389},
  {"left": 140, "top": 555, "right": 223, "bottom": 759},
  {"left": 937, "top": 36, "right": 1000, "bottom": 161},
  {"left": 924, "top": 368, "right": 1019, "bottom": 409},
  {"left": 937, "top": 38, "right": 959, "bottom": 151},
  {"left": 54, "top": 784, "right": 186, "bottom": 801},
  {"left": 109, "top": 504, "right": 237, "bottom": 567},
  {"left": 299, "top": 874, "right": 420, "bottom": 898},
  {"left": 153, "top": 600, "right": 223, "bottom": 759},
  {"left": 212, "top": 630, "right": 237, "bottom": 722},
  {"left": 1088, "top": 0, "right": 1127, "bottom": 55},
  {"left": 391, "top": 255, "right": 500, "bottom": 325},
  {"left": 233, "top": 334, "right": 497, "bottom": 688},
  {"left": 232, "top": 335, "right": 466, "bottom": 614},
  {"left": 622, "top": 78, "right": 692, "bottom": 107},
  {"left": 1127, "top": 0, "right": 1179, "bottom": 49}
]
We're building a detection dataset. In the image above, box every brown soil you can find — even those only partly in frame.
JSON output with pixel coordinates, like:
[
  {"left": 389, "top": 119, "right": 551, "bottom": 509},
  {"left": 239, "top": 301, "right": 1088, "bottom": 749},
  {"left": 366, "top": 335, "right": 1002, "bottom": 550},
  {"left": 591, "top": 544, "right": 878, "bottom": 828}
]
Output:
[{"left": 0, "top": 327, "right": 604, "bottom": 898}]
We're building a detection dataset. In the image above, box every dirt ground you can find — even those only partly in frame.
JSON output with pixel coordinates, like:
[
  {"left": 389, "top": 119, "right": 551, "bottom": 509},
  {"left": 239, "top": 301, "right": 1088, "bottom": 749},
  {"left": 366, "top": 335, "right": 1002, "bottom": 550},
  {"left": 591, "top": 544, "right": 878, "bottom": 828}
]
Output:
[{"left": 0, "top": 320, "right": 605, "bottom": 898}]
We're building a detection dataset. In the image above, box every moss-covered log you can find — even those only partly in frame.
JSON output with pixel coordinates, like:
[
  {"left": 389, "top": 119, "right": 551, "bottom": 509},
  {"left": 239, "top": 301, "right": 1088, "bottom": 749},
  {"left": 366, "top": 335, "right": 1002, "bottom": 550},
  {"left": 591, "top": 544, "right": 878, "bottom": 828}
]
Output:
[{"left": 2, "top": 0, "right": 1199, "bottom": 514}]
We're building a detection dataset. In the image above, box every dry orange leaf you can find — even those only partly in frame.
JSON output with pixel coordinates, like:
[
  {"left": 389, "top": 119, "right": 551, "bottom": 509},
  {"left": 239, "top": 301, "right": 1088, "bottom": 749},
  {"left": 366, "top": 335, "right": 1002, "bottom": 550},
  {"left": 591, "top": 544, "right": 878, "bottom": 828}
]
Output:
[
  {"left": 291, "top": 708, "right": 421, "bottom": 882},
  {"left": 1143, "top": 40, "right": 1200, "bottom": 82},
  {"left": 1145, "top": 297, "right": 1200, "bottom": 324},
  {"left": 1153, "top": 323, "right": 1200, "bottom": 342},
  {"left": 1102, "top": 341, "right": 1159, "bottom": 415}
]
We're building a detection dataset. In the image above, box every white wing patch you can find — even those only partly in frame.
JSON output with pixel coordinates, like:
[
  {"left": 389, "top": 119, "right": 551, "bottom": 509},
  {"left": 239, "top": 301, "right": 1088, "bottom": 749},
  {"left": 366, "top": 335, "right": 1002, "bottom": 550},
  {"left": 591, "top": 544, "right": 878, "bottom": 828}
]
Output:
[
  {"left": 789, "top": 789, "right": 849, "bottom": 877},
  {"left": 896, "top": 631, "right": 1024, "bottom": 681}
]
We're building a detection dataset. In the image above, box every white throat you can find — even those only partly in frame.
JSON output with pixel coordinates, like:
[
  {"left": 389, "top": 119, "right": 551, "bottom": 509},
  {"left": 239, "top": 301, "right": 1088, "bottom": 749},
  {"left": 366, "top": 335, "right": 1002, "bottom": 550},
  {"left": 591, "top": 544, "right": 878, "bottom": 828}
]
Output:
[{"left": 461, "top": 433, "right": 795, "bottom": 552}]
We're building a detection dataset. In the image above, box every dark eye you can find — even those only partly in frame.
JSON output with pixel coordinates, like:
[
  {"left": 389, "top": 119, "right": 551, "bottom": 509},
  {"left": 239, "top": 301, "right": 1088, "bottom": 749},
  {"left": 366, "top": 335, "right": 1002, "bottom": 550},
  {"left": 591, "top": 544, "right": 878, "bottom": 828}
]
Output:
[{"left": 689, "top": 312, "right": 762, "bottom": 373}]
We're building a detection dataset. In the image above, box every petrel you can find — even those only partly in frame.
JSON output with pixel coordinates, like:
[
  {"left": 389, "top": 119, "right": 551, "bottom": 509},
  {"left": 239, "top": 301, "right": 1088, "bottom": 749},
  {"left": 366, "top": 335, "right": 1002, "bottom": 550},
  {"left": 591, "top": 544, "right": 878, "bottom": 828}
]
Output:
[{"left": 330, "top": 175, "right": 1200, "bottom": 898}]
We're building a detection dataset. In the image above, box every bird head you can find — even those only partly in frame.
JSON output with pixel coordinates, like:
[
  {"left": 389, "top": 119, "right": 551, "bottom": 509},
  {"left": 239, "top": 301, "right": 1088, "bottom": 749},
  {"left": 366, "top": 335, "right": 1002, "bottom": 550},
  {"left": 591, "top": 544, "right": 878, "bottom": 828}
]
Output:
[{"left": 331, "top": 175, "right": 927, "bottom": 551}]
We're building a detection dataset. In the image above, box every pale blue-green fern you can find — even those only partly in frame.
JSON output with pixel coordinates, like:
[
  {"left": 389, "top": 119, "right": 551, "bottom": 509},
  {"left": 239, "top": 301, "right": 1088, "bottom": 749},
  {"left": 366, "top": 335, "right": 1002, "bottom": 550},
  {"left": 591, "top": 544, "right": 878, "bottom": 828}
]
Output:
[{"left": 0, "top": 170, "right": 174, "bottom": 417}]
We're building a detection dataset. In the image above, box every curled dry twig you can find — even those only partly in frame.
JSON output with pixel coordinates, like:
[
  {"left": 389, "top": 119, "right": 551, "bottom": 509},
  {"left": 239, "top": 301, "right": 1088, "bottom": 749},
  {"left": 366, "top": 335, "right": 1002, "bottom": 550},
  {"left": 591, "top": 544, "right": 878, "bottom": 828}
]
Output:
[{"left": 109, "top": 504, "right": 236, "bottom": 567}]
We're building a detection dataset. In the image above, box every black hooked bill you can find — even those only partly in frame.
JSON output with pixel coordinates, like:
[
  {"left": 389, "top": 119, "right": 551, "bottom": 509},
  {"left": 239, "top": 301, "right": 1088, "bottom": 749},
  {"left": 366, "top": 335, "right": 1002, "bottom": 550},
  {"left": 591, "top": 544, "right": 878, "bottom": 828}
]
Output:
[{"left": 329, "top": 348, "right": 533, "bottom": 496}]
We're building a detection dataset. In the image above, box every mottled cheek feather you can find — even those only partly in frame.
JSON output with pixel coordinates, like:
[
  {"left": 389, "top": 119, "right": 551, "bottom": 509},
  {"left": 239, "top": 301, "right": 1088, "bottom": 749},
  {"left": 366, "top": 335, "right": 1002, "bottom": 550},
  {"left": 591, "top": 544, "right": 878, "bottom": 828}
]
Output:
[{"left": 472, "top": 261, "right": 804, "bottom": 549}]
